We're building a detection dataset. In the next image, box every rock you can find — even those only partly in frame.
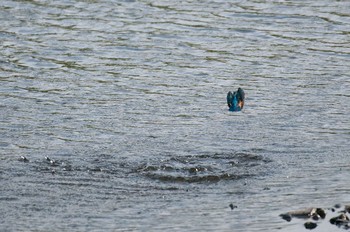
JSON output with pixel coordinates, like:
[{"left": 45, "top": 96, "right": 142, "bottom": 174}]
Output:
[
  {"left": 330, "top": 213, "right": 349, "bottom": 225},
  {"left": 229, "top": 203, "right": 237, "bottom": 210},
  {"left": 19, "top": 156, "right": 29, "bottom": 162},
  {"left": 345, "top": 205, "right": 350, "bottom": 213},
  {"left": 50, "top": 159, "right": 58, "bottom": 166},
  {"left": 283, "top": 208, "right": 325, "bottom": 220},
  {"left": 311, "top": 214, "right": 320, "bottom": 220},
  {"left": 315, "top": 208, "right": 326, "bottom": 219},
  {"left": 188, "top": 167, "right": 199, "bottom": 174},
  {"left": 280, "top": 205, "right": 350, "bottom": 230},
  {"left": 304, "top": 221, "right": 317, "bottom": 230},
  {"left": 280, "top": 213, "right": 292, "bottom": 222},
  {"left": 288, "top": 208, "right": 314, "bottom": 219}
]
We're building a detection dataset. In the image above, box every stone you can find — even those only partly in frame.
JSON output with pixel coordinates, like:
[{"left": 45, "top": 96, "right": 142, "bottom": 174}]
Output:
[
  {"left": 330, "top": 213, "right": 349, "bottom": 225},
  {"left": 19, "top": 156, "right": 29, "bottom": 162},
  {"left": 229, "top": 204, "right": 237, "bottom": 210},
  {"left": 304, "top": 221, "right": 317, "bottom": 230},
  {"left": 345, "top": 205, "right": 350, "bottom": 213},
  {"left": 280, "top": 213, "right": 292, "bottom": 222}
]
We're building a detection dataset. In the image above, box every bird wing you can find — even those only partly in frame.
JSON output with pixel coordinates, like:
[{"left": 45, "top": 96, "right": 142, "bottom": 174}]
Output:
[{"left": 227, "top": 91, "right": 233, "bottom": 107}]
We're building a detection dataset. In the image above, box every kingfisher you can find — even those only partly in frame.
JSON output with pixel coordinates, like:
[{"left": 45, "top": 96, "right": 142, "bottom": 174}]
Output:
[{"left": 227, "top": 88, "right": 245, "bottom": 111}]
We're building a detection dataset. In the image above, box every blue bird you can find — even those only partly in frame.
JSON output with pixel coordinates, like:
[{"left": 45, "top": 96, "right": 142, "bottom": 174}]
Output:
[{"left": 227, "top": 88, "right": 245, "bottom": 111}]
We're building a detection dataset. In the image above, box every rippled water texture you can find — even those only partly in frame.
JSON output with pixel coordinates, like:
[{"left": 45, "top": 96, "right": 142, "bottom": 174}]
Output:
[{"left": 1, "top": 0, "right": 349, "bottom": 231}]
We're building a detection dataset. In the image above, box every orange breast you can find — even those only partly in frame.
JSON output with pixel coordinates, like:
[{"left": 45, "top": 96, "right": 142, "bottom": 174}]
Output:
[{"left": 238, "top": 101, "right": 244, "bottom": 109}]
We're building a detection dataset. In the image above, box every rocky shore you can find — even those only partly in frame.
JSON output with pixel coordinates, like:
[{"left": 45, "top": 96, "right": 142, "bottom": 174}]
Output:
[{"left": 280, "top": 205, "right": 350, "bottom": 230}]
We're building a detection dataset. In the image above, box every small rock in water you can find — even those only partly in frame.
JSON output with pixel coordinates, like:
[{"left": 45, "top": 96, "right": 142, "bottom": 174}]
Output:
[
  {"left": 311, "top": 214, "right": 320, "bottom": 220},
  {"left": 229, "top": 204, "right": 237, "bottom": 210},
  {"left": 188, "top": 167, "right": 199, "bottom": 174},
  {"left": 330, "top": 213, "right": 349, "bottom": 225},
  {"left": 280, "top": 213, "right": 292, "bottom": 222},
  {"left": 304, "top": 221, "right": 317, "bottom": 230},
  {"left": 50, "top": 160, "right": 58, "bottom": 166},
  {"left": 315, "top": 208, "right": 326, "bottom": 219},
  {"left": 345, "top": 205, "right": 350, "bottom": 213},
  {"left": 19, "top": 156, "right": 29, "bottom": 162}
]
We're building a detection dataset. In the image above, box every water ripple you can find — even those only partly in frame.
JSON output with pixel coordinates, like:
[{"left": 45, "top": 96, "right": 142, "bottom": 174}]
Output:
[
  {"left": 135, "top": 152, "right": 271, "bottom": 183},
  {"left": 1, "top": 0, "right": 349, "bottom": 231}
]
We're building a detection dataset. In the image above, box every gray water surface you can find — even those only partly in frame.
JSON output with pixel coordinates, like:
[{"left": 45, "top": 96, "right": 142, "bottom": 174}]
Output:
[{"left": 1, "top": 0, "right": 350, "bottom": 231}]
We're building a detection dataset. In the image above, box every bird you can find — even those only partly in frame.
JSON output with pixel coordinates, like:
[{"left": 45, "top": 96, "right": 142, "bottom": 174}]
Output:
[{"left": 227, "top": 88, "right": 245, "bottom": 111}]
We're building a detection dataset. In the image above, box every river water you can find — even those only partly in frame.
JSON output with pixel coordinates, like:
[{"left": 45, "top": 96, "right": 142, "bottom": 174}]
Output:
[{"left": 0, "top": 0, "right": 349, "bottom": 231}]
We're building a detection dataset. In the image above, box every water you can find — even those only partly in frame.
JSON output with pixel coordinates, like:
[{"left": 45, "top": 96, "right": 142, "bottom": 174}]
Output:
[{"left": 0, "top": 0, "right": 349, "bottom": 231}]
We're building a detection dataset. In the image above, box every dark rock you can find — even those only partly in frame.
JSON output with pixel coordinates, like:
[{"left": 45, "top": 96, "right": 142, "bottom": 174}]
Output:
[
  {"left": 330, "top": 213, "right": 349, "bottom": 225},
  {"left": 62, "top": 165, "right": 73, "bottom": 171},
  {"left": 188, "top": 167, "right": 199, "bottom": 174},
  {"left": 229, "top": 204, "right": 237, "bottom": 210},
  {"left": 89, "top": 167, "right": 102, "bottom": 172},
  {"left": 280, "top": 213, "right": 292, "bottom": 222},
  {"left": 304, "top": 221, "right": 317, "bottom": 230},
  {"left": 19, "top": 156, "right": 29, "bottom": 162},
  {"left": 334, "top": 203, "right": 342, "bottom": 209},
  {"left": 50, "top": 160, "right": 58, "bottom": 166},
  {"left": 312, "top": 214, "right": 320, "bottom": 221},
  {"left": 316, "top": 208, "right": 326, "bottom": 219},
  {"left": 345, "top": 205, "right": 350, "bottom": 213}
]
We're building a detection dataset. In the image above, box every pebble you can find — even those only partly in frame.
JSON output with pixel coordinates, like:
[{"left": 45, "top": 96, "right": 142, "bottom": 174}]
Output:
[
  {"left": 229, "top": 203, "right": 237, "bottom": 210},
  {"left": 304, "top": 221, "right": 317, "bottom": 230},
  {"left": 50, "top": 160, "right": 58, "bottom": 166},
  {"left": 19, "top": 156, "right": 29, "bottom": 162}
]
